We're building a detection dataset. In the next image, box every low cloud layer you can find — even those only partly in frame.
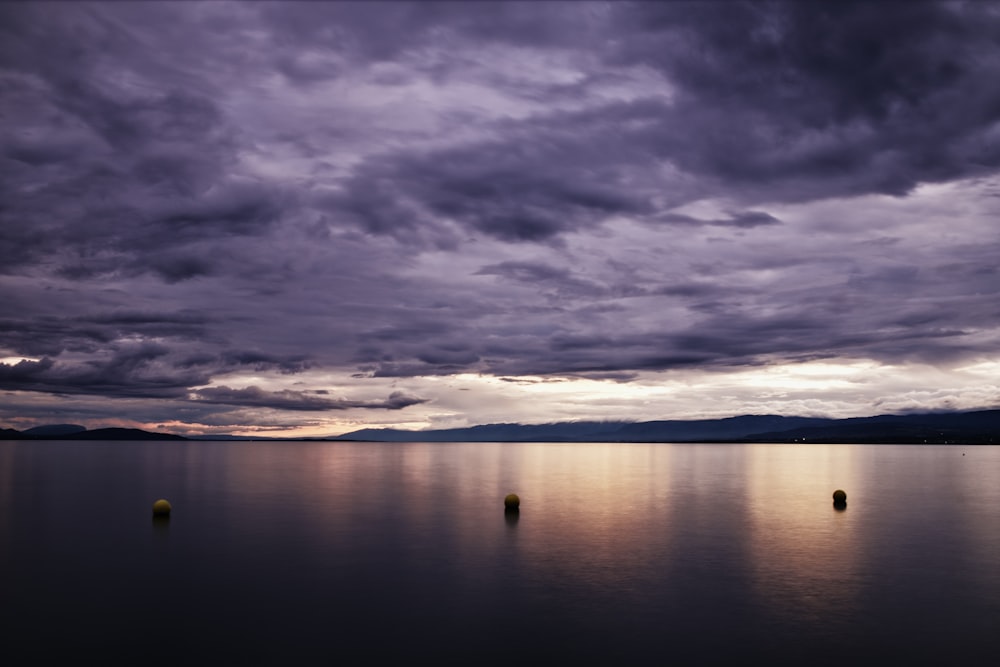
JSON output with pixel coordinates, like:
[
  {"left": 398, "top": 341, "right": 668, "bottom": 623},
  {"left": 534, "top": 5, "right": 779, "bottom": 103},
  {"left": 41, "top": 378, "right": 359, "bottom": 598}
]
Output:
[
  {"left": 1, "top": 1, "right": 998, "bottom": 434},
  {"left": 190, "top": 386, "right": 427, "bottom": 412}
]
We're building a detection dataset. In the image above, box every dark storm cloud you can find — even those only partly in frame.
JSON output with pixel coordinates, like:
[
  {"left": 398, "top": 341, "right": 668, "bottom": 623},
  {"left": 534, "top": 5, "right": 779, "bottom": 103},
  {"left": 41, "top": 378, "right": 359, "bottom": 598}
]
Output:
[
  {"left": 476, "top": 261, "right": 571, "bottom": 284},
  {"left": 0, "top": 1, "right": 279, "bottom": 284},
  {"left": 611, "top": 0, "right": 1000, "bottom": 200},
  {"left": 0, "top": 318, "right": 108, "bottom": 358},
  {"left": 1, "top": 1, "right": 999, "bottom": 428},
  {"left": 0, "top": 344, "right": 203, "bottom": 399},
  {"left": 0, "top": 304, "right": 316, "bottom": 401},
  {"left": 260, "top": 0, "right": 601, "bottom": 69},
  {"left": 319, "top": 0, "right": 1000, "bottom": 249},
  {"left": 658, "top": 211, "right": 783, "bottom": 229},
  {"left": 220, "top": 350, "right": 312, "bottom": 375},
  {"left": 140, "top": 252, "right": 216, "bottom": 284},
  {"left": 354, "top": 321, "right": 483, "bottom": 376},
  {"left": 0, "top": 357, "right": 55, "bottom": 382},
  {"left": 456, "top": 254, "right": 995, "bottom": 377},
  {"left": 475, "top": 261, "right": 608, "bottom": 299},
  {"left": 0, "top": 311, "right": 206, "bottom": 358},
  {"left": 329, "top": 118, "right": 655, "bottom": 245},
  {"left": 145, "top": 180, "right": 287, "bottom": 241},
  {"left": 0, "top": 342, "right": 319, "bottom": 400},
  {"left": 191, "top": 385, "right": 428, "bottom": 411}
]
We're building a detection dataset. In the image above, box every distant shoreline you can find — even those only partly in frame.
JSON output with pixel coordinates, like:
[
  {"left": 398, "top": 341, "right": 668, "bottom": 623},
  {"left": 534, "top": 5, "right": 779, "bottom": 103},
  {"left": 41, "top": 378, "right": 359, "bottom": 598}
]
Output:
[{"left": 3, "top": 408, "right": 998, "bottom": 444}]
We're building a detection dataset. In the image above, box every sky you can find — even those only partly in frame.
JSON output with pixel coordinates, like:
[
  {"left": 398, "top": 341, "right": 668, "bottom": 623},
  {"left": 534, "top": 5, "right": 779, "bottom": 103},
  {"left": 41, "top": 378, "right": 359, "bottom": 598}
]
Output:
[{"left": 1, "top": 0, "right": 999, "bottom": 437}]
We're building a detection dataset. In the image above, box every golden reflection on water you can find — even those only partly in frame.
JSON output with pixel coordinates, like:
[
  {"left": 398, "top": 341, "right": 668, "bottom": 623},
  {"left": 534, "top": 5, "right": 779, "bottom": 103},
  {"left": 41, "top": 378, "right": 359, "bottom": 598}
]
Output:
[
  {"left": 953, "top": 448, "right": 1000, "bottom": 584},
  {"left": 477, "top": 442, "right": 873, "bottom": 619},
  {"left": 501, "top": 443, "right": 677, "bottom": 595},
  {"left": 745, "top": 444, "right": 863, "bottom": 625}
]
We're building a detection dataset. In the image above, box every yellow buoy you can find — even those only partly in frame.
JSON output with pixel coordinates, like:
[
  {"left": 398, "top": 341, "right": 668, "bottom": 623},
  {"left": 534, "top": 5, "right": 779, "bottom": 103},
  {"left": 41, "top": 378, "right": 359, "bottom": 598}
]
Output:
[
  {"left": 503, "top": 493, "right": 520, "bottom": 510},
  {"left": 152, "top": 498, "right": 172, "bottom": 516}
]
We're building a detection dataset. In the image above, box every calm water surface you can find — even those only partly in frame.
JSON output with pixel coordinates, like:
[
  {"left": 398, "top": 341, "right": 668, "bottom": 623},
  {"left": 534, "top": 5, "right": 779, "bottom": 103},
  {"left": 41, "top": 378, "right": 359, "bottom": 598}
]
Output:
[{"left": 2, "top": 441, "right": 999, "bottom": 665}]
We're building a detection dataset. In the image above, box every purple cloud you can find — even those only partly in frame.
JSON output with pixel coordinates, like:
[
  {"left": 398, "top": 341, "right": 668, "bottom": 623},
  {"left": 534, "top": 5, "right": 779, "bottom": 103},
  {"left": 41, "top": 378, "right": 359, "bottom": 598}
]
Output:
[{"left": 1, "top": 1, "right": 998, "bottom": 433}]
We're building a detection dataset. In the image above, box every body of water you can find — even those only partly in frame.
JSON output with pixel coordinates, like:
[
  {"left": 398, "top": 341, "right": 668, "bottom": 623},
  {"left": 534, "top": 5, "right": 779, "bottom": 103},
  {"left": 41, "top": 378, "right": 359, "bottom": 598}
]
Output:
[{"left": 2, "top": 440, "right": 999, "bottom": 664}]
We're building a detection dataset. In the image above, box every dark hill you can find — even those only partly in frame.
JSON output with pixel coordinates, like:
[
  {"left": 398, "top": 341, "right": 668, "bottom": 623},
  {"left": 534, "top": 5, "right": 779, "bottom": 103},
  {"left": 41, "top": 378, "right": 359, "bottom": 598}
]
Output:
[
  {"left": 335, "top": 415, "right": 836, "bottom": 442},
  {"left": 22, "top": 424, "right": 87, "bottom": 436},
  {"left": 335, "top": 410, "right": 1000, "bottom": 443},
  {"left": 339, "top": 421, "right": 633, "bottom": 442},
  {"left": 746, "top": 410, "right": 1000, "bottom": 444},
  {"left": 0, "top": 426, "right": 187, "bottom": 441},
  {"left": 611, "top": 415, "right": 832, "bottom": 441}
]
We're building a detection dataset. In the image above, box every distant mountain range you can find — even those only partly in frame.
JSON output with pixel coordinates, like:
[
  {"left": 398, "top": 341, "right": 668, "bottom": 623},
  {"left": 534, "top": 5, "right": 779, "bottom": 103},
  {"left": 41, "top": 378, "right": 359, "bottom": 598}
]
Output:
[
  {"left": 2, "top": 410, "right": 998, "bottom": 443},
  {"left": 0, "top": 425, "right": 187, "bottom": 441},
  {"left": 332, "top": 409, "right": 1000, "bottom": 444}
]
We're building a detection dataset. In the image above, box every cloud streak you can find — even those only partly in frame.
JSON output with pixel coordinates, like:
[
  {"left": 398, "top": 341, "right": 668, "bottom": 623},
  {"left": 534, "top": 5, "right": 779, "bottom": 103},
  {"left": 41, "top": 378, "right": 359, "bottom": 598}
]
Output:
[{"left": 190, "top": 386, "right": 427, "bottom": 411}]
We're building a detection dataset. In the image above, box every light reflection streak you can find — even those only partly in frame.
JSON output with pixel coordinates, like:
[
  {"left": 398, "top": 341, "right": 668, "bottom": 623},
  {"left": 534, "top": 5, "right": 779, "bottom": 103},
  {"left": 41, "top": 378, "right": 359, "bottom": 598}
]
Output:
[
  {"left": 491, "top": 444, "right": 677, "bottom": 596},
  {"left": 744, "top": 444, "right": 864, "bottom": 628}
]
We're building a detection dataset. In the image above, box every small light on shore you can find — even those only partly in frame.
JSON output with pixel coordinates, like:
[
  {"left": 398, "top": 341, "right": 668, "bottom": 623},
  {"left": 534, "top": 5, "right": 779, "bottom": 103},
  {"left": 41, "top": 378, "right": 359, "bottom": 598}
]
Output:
[
  {"left": 504, "top": 493, "right": 520, "bottom": 510},
  {"left": 152, "top": 499, "right": 172, "bottom": 516}
]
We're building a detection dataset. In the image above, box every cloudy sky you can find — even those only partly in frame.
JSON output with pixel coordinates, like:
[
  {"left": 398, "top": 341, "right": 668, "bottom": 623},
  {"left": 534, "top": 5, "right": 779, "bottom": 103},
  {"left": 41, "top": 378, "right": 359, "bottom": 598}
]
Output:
[{"left": 1, "top": 1, "right": 999, "bottom": 437}]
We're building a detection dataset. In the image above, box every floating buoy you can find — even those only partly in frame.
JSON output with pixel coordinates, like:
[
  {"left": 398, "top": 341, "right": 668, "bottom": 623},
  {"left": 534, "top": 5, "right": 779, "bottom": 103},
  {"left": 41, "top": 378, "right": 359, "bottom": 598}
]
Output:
[
  {"left": 832, "top": 489, "right": 847, "bottom": 507},
  {"left": 504, "top": 493, "right": 520, "bottom": 510},
  {"left": 152, "top": 499, "right": 172, "bottom": 516}
]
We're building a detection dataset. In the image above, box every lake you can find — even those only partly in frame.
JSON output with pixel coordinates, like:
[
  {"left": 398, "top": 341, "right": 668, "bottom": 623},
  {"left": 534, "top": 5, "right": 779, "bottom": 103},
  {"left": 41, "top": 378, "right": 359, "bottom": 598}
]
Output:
[{"left": 2, "top": 440, "right": 999, "bottom": 665}]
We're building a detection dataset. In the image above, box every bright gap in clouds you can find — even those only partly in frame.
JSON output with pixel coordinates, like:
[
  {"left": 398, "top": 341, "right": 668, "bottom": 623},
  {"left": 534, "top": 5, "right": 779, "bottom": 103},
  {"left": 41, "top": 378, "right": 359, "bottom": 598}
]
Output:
[
  {"left": 184, "top": 357, "right": 999, "bottom": 438},
  {"left": 0, "top": 357, "right": 40, "bottom": 365},
  {"left": 408, "top": 360, "right": 998, "bottom": 431}
]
